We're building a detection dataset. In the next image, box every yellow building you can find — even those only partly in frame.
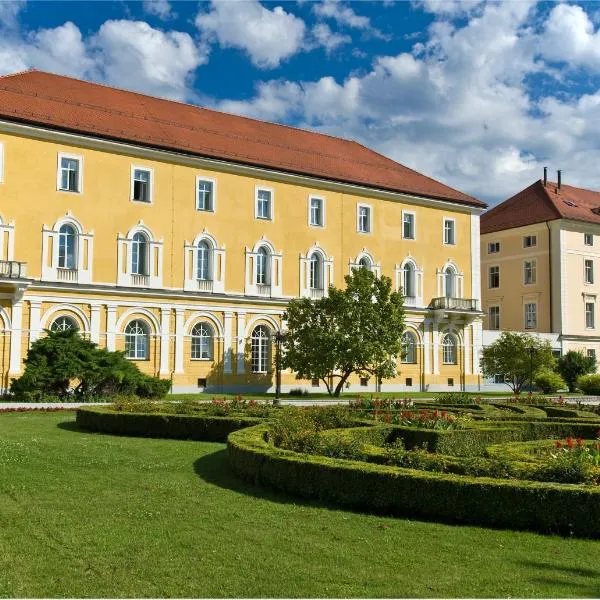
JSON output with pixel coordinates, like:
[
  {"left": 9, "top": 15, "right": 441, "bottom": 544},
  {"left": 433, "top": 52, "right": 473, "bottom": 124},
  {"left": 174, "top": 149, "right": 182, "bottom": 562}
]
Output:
[
  {"left": 481, "top": 171, "right": 600, "bottom": 378},
  {"left": 0, "top": 70, "right": 485, "bottom": 393}
]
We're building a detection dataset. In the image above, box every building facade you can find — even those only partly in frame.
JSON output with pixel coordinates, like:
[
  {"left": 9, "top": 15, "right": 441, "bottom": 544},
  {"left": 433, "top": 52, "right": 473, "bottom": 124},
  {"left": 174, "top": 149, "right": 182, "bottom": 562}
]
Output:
[
  {"left": 481, "top": 174, "right": 600, "bottom": 387},
  {"left": 0, "top": 70, "right": 485, "bottom": 393}
]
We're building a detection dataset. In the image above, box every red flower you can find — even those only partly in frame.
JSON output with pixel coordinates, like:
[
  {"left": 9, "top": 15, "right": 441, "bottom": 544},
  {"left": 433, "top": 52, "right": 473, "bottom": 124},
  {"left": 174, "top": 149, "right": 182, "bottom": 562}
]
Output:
[
  {"left": 555, "top": 440, "right": 562, "bottom": 448},
  {"left": 566, "top": 437, "right": 574, "bottom": 448},
  {"left": 577, "top": 437, "right": 584, "bottom": 447}
]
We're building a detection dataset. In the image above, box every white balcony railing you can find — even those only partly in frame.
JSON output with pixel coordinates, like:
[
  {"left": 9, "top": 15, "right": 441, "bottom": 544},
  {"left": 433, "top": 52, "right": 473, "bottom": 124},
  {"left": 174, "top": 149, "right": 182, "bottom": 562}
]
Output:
[
  {"left": 429, "top": 297, "right": 478, "bottom": 311},
  {"left": 403, "top": 296, "right": 418, "bottom": 307},
  {"left": 131, "top": 274, "right": 150, "bottom": 287},
  {"left": 57, "top": 268, "right": 78, "bottom": 282},
  {"left": 0, "top": 260, "right": 27, "bottom": 279},
  {"left": 196, "top": 279, "right": 213, "bottom": 292},
  {"left": 310, "top": 288, "right": 324, "bottom": 300},
  {"left": 256, "top": 284, "right": 272, "bottom": 297}
]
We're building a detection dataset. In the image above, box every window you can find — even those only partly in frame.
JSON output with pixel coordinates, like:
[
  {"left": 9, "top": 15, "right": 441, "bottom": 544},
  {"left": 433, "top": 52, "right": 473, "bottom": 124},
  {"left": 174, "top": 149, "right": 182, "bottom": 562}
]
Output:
[
  {"left": 311, "top": 378, "right": 320, "bottom": 387},
  {"left": 402, "top": 331, "right": 417, "bottom": 363},
  {"left": 50, "top": 315, "right": 78, "bottom": 332},
  {"left": 442, "top": 334, "right": 458, "bottom": 364},
  {"left": 448, "top": 378, "right": 454, "bottom": 387},
  {"left": 493, "top": 374, "right": 505, "bottom": 384},
  {"left": 587, "top": 349, "right": 596, "bottom": 361},
  {"left": 402, "top": 212, "right": 415, "bottom": 239},
  {"left": 443, "top": 218, "right": 455, "bottom": 245},
  {"left": 360, "top": 377, "right": 369, "bottom": 387},
  {"left": 405, "top": 377, "right": 413, "bottom": 387},
  {"left": 585, "top": 259, "right": 594, "bottom": 284},
  {"left": 191, "top": 322, "right": 213, "bottom": 360},
  {"left": 197, "top": 377, "right": 207, "bottom": 388},
  {"left": 251, "top": 325, "right": 271, "bottom": 373},
  {"left": 256, "top": 188, "right": 272, "bottom": 220},
  {"left": 524, "top": 260, "right": 537, "bottom": 285},
  {"left": 488, "top": 242, "right": 500, "bottom": 254},
  {"left": 489, "top": 306, "right": 500, "bottom": 330},
  {"left": 131, "top": 232, "right": 149, "bottom": 276},
  {"left": 309, "top": 196, "right": 324, "bottom": 227},
  {"left": 132, "top": 168, "right": 151, "bottom": 203},
  {"left": 310, "top": 252, "right": 324, "bottom": 290},
  {"left": 256, "top": 246, "right": 270, "bottom": 286},
  {"left": 445, "top": 267, "right": 456, "bottom": 297},
  {"left": 489, "top": 265, "right": 500, "bottom": 289},
  {"left": 524, "top": 303, "right": 537, "bottom": 329},
  {"left": 197, "top": 241, "right": 212, "bottom": 281},
  {"left": 585, "top": 233, "right": 594, "bottom": 246},
  {"left": 196, "top": 178, "right": 215, "bottom": 211},
  {"left": 125, "top": 320, "right": 149, "bottom": 360},
  {"left": 58, "top": 154, "right": 81, "bottom": 192},
  {"left": 357, "top": 204, "right": 371, "bottom": 233},
  {"left": 403, "top": 262, "right": 416, "bottom": 298},
  {"left": 523, "top": 235, "right": 537, "bottom": 248},
  {"left": 358, "top": 256, "right": 372, "bottom": 270},
  {"left": 586, "top": 302, "right": 595, "bottom": 329},
  {"left": 58, "top": 224, "right": 77, "bottom": 270}
]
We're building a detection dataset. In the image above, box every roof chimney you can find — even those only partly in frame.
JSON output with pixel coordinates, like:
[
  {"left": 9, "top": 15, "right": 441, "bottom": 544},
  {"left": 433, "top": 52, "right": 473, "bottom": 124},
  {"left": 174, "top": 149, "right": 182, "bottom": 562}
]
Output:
[
  {"left": 557, "top": 169, "right": 562, "bottom": 191},
  {"left": 543, "top": 166, "right": 547, "bottom": 186}
]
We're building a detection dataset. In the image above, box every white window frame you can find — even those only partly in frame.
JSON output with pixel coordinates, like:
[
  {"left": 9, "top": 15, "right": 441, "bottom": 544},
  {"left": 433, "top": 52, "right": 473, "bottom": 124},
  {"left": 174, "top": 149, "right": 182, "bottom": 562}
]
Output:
[
  {"left": 523, "top": 235, "right": 537, "bottom": 248},
  {"left": 443, "top": 217, "right": 456, "bottom": 245},
  {"left": 402, "top": 210, "right": 416, "bottom": 240},
  {"left": 587, "top": 348, "right": 596, "bottom": 360},
  {"left": 585, "top": 259, "right": 594, "bottom": 285},
  {"left": 130, "top": 165, "right": 153, "bottom": 204},
  {"left": 524, "top": 259, "right": 537, "bottom": 285},
  {"left": 255, "top": 186, "right": 274, "bottom": 221},
  {"left": 57, "top": 152, "right": 83, "bottom": 194},
  {"left": 357, "top": 203, "right": 372, "bottom": 234},
  {"left": 0, "top": 142, "right": 4, "bottom": 184},
  {"left": 196, "top": 176, "right": 216, "bottom": 212},
  {"left": 308, "top": 195, "right": 325, "bottom": 228},
  {"left": 190, "top": 322, "right": 213, "bottom": 360},
  {"left": 524, "top": 302, "right": 537, "bottom": 330},
  {"left": 489, "top": 305, "right": 500, "bottom": 330},
  {"left": 585, "top": 233, "right": 594, "bottom": 247},
  {"left": 586, "top": 301, "right": 595, "bottom": 330},
  {"left": 488, "top": 242, "right": 500, "bottom": 254},
  {"left": 488, "top": 265, "right": 500, "bottom": 289}
]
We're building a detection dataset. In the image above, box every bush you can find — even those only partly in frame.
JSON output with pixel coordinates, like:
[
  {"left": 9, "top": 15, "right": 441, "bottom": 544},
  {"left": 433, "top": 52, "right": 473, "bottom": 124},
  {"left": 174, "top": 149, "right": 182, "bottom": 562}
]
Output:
[
  {"left": 557, "top": 351, "right": 596, "bottom": 393},
  {"left": 576, "top": 373, "right": 600, "bottom": 395},
  {"left": 288, "top": 388, "right": 309, "bottom": 397},
  {"left": 534, "top": 369, "right": 566, "bottom": 394},
  {"left": 433, "top": 392, "right": 473, "bottom": 405}
]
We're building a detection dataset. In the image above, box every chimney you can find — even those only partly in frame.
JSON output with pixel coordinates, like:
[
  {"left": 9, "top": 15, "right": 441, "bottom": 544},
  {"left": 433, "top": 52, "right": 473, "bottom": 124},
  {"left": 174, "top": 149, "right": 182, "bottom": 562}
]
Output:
[
  {"left": 557, "top": 170, "right": 562, "bottom": 191},
  {"left": 543, "top": 166, "right": 547, "bottom": 186}
]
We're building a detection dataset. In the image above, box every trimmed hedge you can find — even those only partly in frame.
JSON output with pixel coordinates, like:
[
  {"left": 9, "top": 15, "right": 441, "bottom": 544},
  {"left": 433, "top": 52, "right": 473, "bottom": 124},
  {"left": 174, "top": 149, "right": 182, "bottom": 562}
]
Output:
[
  {"left": 76, "top": 407, "right": 261, "bottom": 442},
  {"left": 228, "top": 425, "right": 600, "bottom": 538},
  {"left": 541, "top": 406, "right": 599, "bottom": 419}
]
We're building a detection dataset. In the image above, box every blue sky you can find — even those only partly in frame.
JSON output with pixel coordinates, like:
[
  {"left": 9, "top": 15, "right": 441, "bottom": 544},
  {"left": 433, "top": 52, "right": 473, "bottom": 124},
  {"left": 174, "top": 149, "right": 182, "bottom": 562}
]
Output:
[{"left": 2, "top": 1, "right": 600, "bottom": 205}]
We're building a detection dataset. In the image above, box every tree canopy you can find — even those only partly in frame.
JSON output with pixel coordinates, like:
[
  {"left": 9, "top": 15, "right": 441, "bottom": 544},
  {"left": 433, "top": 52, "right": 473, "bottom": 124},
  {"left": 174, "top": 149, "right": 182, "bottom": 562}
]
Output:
[
  {"left": 282, "top": 268, "right": 405, "bottom": 397},
  {"left": 556, "top": 351, "right": 596, "bottom": 393},
  {"left": 10, "top": 329, "right": 170, "bottom": 401},
  {"left": 480, "top": 331, "right": 556, "bottom": 394}
]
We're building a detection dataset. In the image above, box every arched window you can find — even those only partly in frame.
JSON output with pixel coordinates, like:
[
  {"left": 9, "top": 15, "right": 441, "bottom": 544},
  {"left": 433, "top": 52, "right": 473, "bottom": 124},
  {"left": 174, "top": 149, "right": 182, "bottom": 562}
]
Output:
[
  {"left": 403, "top": 262, "right": 416, "bottom": 298},
  {"left": 197, "top": 241, "right": 212, "bottom": 281},
  {"left": 58, "top": 224, "right": 77, "bottom": 270},
  {"left": 191, "top": 322, "right": 213, "bottom": 360},
  {"left": 125, "top": 319, "right": 150, "bottom": 360},
  {"left": 358, "top": 256, "right": 371, "bottom": 270},
  {"left": 50, "top": 315, "right": 78, "bottom": 332},
  {"left": 256, "top": 246, "right": 270, "bottom": 285},
  {"left": 251, "top": 325, "right": 271, "bottom": 373},
  {"left": 442, "top": 333, "right": 458, "bottom": 364},
  {"left": 401, "top": 331, "right": 417, "bottom": 363},
  {"left": 310, "top": 252, "right": 323, "bottom": 290},
  {"left": 445, "top": 267, "right": 455, "bottom": 298},
  {"left": 131, "top": 232, "right": 149, "bottom": 276}
]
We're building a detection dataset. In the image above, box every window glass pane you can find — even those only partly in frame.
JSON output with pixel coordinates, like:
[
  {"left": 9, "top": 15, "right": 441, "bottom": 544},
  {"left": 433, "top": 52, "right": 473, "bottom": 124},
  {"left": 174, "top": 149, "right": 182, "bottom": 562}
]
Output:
[
  {"left": 256, "top": 247, "right": 269, "bottom": 285},
  {"left": 50, "top": 316, "right": 78, "bottom": 332},
  {"left": 133, "top": 169, "right": 150, "bottom": 202},
  {"left": 257, "top": 190, "right": 271, "bottom": 219},
  {"left": 191, "top": 323, "right": 212, "bottom": 359},
  {"left": 125, "top": 320, "right": 149, "bottom": 359},
  {"left": 131, "top": 233, "right": 148, "bottom": 275},
  {"left": 310, "top": 253, "right": 323, "bottom": 289},
  {"left": 60, "top": 157, "right": 79, "bottom": 191},
  {"left": 251, "top": 326, "right": 270, "bottom": 373},
  {"left": 310, "top": 198, "right": 322, "bottom": 225},
  {"left": 197, "top": 180, "right": 213, "bottom": 210}
]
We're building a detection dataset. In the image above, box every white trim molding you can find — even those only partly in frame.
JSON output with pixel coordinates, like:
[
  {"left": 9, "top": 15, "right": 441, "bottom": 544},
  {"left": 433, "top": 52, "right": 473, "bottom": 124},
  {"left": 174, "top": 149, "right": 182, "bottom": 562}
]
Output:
[
  {"left": 117, "top": 221, "right": 163, "bottom": 289},
  {"left": 245, "top": 237, "right": 283, "bottom": 298},
  {"left": 300, "top": 244, "right": 334, "bottom": 299},
  {"left": 130, "top": 164, "right": 154, "bottom": 204},
  {"left": 395, "top": 256, "right": 424, "bottom": 307},
  {"left": 348, "top": 249, "right": 381, "bottom": 277},
  {"left": 56, "top": 152, "right": 83, "bottom": 194},
  {"left": 184, "top": 230, "right": 225, "bottom": 293}
]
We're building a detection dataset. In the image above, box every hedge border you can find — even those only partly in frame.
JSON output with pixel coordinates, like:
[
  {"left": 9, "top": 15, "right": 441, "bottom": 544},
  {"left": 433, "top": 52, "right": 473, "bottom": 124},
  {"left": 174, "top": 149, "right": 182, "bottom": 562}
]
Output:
[
  {"left": 227, "top": 424, "right": 600, "bottom": 538},
  {"left": 76, "top": 407, "right": 262, "bottom": 442}
]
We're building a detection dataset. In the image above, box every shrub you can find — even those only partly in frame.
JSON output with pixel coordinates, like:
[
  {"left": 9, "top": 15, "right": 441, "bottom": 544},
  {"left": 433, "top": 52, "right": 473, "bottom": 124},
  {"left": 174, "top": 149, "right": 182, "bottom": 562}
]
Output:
[
  {"left": 433, "top": 392, "right": 472, "bottom": 405},
  {"left": 288, "top": 388, "right": 309, "bottom": 397},
  {"left": 557, "top": 351, "right": 596, "bottom": 393},
  {"left": 534, "top": 369, "right": 566, "bottom": 394},
  {"left": 576, "top": 373, "right": 600, "bottom": 395}
]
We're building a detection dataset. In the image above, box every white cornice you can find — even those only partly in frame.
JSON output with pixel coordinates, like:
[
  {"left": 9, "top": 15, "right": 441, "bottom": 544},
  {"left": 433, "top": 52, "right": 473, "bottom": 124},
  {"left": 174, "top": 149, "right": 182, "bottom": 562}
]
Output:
[{"left": 0, "top": 118, "right": 485, "bottom": 215}]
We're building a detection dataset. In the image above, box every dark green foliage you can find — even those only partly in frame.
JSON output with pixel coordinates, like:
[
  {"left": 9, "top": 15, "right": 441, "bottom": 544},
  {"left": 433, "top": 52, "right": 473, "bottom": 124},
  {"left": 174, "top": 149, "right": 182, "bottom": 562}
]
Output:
[
  {"left": 283, "top": 268, "right": 405, "bottom": 396},
  {"left": 576, "top": 373, "right": 600, "bottom": 395},
  {"left": 10, "top": 329, "right": 170, "bottom": 401},
  {"left": 433, "top": 392, "right": 473, "bottom": 405},
  {"left": 76, "top": 407, "right": 261, "bottom": 442},
  {"left": 534, "top": 369, "right": 566, "bottom": 393},
  {"left": 557, "top": 351, "right": 596, "bottom": 392}
]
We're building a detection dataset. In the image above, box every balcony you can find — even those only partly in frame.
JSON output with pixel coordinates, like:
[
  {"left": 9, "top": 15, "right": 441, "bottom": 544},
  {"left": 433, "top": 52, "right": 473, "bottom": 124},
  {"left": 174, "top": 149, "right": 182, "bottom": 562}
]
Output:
[
  {"left": 256, "top": 284, "right": 272, "bottom": 297},
  {"left": 196, "top": 278, "right": 213, "bottom": 292},
  {"left": 403, "top": 296, "right": 418, "bottom": 307},
  {"left": 57, "top": 268, "right": 78, "bottom": 282},
  {"left": 310, "top": 288, "right": 324, "bottom": 300},
  {"left": 0, "top": 260, "right": 27, "bottom": 279},
  {"left": 429, "top": 297, "right": 479, "bottom": 311},
  {"left": 131, "top": 274, "right": 150, "bottom": 287}
]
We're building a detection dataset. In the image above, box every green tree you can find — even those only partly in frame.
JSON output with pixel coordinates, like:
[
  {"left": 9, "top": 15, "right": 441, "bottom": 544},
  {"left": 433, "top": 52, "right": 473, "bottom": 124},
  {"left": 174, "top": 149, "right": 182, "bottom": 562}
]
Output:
[
  {"left": 480, "top": 332, "right": 555, "bottom": 394},
  {"left": 556, "top": 350, "right": 596, "bottom": 392},
  {"left": 10, "top": 329, "right": 170, "bottom": 401},
  {"left": 282, "top": 268, "right": 405, "bottom": 397}
]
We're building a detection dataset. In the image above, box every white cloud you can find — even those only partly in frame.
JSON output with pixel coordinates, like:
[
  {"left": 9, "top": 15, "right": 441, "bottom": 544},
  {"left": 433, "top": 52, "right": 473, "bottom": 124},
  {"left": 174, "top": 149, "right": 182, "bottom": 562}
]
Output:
[
  {"left": 0, "top": 0, "right": 26, "bottom": 30},
  {"left": 196, "top": 0, "right": 305, "bottom": 69},
  {"left": 92, "top": 20, "right": 207, "bottom": 100},
  {"left": 311, "top": 23, "right": 351, "bottom": 54},
  {"left": 313, "top": 0, "right": 370, "bottom": 29},
  {"left": 416, "top": 0, "right": 484, "bottom": 17},
  {"left": 143, "top": 0, "right": 175, "bottom": 21}
]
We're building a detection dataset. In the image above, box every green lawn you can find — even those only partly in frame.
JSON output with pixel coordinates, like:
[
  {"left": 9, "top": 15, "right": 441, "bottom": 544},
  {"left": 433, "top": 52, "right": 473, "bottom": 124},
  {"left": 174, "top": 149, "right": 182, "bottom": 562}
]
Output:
[{"left": 0, "top": 413, "right": 599, "bottom": 598}]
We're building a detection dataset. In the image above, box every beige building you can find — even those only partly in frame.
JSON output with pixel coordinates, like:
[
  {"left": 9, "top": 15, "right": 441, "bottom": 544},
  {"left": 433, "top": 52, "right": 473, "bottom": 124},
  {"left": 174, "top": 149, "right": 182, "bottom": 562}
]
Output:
[{"left": 481, "top": 171, "right": 600, "bottom": 382}]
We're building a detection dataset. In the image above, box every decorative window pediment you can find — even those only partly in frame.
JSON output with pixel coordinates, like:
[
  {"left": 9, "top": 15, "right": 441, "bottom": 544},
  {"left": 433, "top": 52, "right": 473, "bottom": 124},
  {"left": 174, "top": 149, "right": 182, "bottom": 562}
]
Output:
[{"left": 117, "top": 221, "right": 163, "bottom": 288}]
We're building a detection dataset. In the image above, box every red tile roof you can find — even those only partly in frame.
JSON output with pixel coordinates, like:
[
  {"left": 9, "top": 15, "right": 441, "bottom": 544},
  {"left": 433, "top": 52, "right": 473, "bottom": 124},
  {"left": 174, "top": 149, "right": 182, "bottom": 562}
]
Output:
[
  {"left": 0, "top": 70, "right": 484, "bottom": 208},
  {"left": 481, "top": 179, "right": 600, "bottom": 234}
]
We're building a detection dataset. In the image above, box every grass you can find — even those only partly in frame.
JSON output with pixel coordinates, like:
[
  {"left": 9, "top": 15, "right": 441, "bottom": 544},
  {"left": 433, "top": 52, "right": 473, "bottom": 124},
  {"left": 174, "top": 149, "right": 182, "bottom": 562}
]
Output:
[{"left": 0, "top": 413, "right": 598, "bottom": 598}]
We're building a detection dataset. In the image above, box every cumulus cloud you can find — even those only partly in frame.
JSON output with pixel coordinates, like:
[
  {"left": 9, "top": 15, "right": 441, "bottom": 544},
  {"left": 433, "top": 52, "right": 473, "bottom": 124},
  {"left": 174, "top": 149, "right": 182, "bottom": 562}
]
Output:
[
  {"left": 313, "top": 0, "right": 371, "bottom": 29},
  {"left": 143, "top": 0, "right": 175, "bottom": 21},
  {"left": 311, "top": 23, "right": 351, "bottom": 54},
  {"left": 195, "top": 0, "right": 305, "bottom": 69}
]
